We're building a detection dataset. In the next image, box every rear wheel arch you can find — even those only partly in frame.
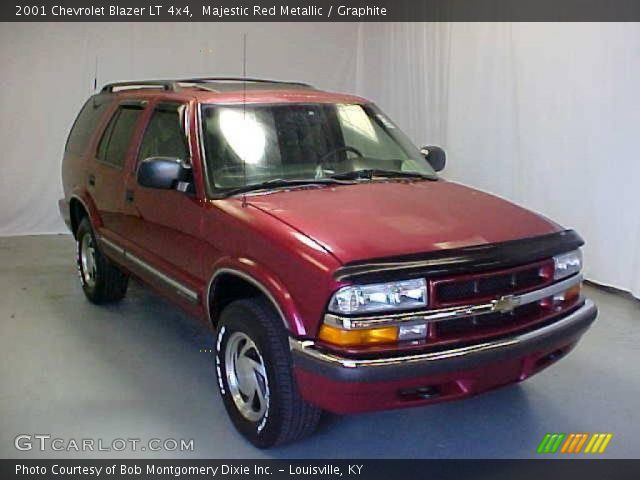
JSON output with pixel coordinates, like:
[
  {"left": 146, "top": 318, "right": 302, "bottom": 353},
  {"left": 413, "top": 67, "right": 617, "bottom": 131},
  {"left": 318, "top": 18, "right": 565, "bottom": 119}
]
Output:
[
  {"left": 69, "top": 194, "right": 101, "bottom": 238},
  {"left": 69, "top": 198, "right": 88, "bottom": 238}
]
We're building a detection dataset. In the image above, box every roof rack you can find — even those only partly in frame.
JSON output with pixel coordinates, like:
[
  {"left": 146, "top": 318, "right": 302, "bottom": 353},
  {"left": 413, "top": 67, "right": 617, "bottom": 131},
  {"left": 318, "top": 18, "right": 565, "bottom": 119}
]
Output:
[
  {"left": 180, "top": 77, "right": 312, "bottom": 88},
  {"left": 101, "top": 77, "right": 313, "bottom": 93},
  {"left": 101, "top": 80, "right": 177, "bottom": 93}
]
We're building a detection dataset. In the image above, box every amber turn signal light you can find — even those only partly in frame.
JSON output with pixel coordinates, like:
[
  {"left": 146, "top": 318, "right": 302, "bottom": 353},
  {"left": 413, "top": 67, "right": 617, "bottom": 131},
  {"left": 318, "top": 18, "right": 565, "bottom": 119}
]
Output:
[
  {"left": 318, "top": 324, "right": 398, "bottom": 347},
  {"left": 564, "top": 283, "right": 582, "bottom": 302},
  {"left": 550, "top": 282, "right": 582, "bottom": 306}
]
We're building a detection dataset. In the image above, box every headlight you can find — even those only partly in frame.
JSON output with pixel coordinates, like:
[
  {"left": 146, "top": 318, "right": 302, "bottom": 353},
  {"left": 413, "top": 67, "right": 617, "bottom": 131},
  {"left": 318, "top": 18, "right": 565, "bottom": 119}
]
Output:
[
  {"left": 553, "top": 249, "right": 582, "bottom": 280},
  {"left": 328, "top": 278, "right": 427, "bottom": 314}
]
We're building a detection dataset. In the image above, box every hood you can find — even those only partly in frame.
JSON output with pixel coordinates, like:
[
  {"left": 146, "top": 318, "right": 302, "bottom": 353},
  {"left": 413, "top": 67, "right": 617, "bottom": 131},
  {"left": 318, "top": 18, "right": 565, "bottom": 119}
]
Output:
[{"left": 248, "top": 180, "right": 561, "bottom": 265}]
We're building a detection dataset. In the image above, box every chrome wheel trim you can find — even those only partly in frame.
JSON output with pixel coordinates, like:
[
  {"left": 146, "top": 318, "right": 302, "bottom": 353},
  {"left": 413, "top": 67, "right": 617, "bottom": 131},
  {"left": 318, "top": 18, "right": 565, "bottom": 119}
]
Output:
[
  {"left": 80, "top": 233, "right": 97, "bottom": 289},
  {"left": 224, "top": 332, "right": 269, "bottom": 423}
]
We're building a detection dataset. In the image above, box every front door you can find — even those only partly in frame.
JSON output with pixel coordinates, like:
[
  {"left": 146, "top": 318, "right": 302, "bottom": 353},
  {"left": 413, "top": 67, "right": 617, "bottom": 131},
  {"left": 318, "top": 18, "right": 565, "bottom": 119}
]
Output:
[{"left": 121, "top": 100, "right": 204, "bottom": 306}]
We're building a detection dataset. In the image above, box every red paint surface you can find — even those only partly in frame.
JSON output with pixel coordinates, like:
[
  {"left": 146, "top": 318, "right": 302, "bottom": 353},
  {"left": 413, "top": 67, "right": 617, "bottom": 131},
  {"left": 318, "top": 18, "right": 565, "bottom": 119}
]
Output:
[
  {"left": 60, "top": 85, "right": 579, "bottom": 414},
  {"left": 248, "top": 180, "right": 561, "bottom": 264},
  {"left": 294, "top": 340, "right": 578, "bottom": 414}
]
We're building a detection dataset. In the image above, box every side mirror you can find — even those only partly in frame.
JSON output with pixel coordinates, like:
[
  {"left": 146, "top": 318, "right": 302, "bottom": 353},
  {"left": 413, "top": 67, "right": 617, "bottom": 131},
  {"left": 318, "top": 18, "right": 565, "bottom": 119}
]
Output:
[
  {"left": 137, "top": 157, "right": 192, "bottom": 191},
  {"left": 421, "top": 145, "right": 446, "bottom": 172}
]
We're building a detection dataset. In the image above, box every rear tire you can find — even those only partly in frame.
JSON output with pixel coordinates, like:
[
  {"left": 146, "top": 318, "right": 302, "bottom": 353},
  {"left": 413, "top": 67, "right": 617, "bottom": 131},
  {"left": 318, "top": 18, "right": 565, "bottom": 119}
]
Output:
[
  {"left": 215, "top": 298, "right": 321, "bottom": 448},
  {"left": 76, "top": 218, "right": 128, "bottom": 304}
]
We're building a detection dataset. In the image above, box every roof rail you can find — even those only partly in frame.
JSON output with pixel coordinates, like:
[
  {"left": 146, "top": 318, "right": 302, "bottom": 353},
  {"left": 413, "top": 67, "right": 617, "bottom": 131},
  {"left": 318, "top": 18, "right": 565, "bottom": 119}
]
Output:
[
  {"left": 178, "top": 77, "right": 313, "bottom": 88},
  {"left": 101, "top": 77, "right": 312, "bottom": 93},
  {"left": 101, "top": 80, "right": 177, "bottom": 93}
]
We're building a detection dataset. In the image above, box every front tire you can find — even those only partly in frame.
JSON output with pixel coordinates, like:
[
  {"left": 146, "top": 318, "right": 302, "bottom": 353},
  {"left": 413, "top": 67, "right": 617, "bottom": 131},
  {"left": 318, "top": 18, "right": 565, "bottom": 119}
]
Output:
[
  {"left": 215, "top": 298, "right": 321, "bottom": 448},
  {"left": 76, "top": 218, "right": 128, "bottom": 304}
]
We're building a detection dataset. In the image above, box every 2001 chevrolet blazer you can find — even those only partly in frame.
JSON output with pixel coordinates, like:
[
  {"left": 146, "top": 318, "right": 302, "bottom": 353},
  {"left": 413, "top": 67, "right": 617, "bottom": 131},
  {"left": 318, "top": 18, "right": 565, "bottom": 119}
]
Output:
[{"left": 59, "top": 77, "right": 597, "bottom": 447}]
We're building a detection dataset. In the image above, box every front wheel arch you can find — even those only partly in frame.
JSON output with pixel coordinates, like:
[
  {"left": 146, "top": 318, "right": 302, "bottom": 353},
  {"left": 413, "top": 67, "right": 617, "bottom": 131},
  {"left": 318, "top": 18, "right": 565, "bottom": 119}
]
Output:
[{"left": 206, "top": 267, "right": 302, "bottom": 335}]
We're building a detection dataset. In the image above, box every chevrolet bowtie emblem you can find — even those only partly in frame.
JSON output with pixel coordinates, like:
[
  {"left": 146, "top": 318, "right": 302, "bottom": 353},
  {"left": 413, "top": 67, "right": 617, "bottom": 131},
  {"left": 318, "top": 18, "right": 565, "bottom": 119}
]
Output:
[{"left": 492, "top": 295, "right": 521, "bottom": 313}]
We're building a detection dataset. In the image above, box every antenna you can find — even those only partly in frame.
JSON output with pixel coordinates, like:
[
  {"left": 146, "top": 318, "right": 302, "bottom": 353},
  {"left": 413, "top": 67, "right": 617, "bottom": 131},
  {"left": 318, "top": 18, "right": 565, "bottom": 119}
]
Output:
[
  {"left": 93, "top": 56, "right": 98, "bottom": 92},
  {"left": 241, "top": 32, "right": 248, "bottom": 207}
]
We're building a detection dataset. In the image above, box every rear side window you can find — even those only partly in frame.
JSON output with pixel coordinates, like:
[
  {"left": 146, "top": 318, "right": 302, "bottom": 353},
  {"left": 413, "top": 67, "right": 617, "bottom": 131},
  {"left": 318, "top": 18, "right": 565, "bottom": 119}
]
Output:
[
  {"left": 138, "top": 103, "right": 189, "bottom": 163},
  {"left": 65, "top": 96, "right": 110, "bottom": 155},
  {"left": 96, "top": 105, "right": 144, "bottom": 167}
]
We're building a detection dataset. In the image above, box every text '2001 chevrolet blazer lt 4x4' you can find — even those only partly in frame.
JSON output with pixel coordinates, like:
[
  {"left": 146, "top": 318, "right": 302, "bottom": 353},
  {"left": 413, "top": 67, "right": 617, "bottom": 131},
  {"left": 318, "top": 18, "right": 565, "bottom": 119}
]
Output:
[{"left": 59, "top": 78, "right": 597, "bottom": 447}]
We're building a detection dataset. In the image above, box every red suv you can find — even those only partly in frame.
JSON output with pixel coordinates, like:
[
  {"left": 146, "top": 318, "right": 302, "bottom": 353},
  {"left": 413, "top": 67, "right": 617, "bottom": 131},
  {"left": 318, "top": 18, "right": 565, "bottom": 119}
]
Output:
[{"left": 60, "top": 78, "right": 597, "bottom": 447}]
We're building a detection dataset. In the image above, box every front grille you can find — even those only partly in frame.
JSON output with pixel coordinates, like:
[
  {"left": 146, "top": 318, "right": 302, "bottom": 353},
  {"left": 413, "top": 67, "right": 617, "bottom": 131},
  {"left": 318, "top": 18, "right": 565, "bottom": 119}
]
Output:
[
  {"left": 433, "top": 259, "right": 553, "bottom": 306},
  {"left": 436, "top": 302, "right": 542, "bottom": 338}
]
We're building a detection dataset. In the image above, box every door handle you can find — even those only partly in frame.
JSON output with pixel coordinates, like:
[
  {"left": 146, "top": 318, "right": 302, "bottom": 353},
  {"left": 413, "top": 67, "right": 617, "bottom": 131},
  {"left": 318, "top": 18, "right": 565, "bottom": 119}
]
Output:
[
  {"left": 88, "top": 174, "right": 95, "bottom": 186},
  {"left": 125, "top": 190, "right": 134, "bottom": 203}
]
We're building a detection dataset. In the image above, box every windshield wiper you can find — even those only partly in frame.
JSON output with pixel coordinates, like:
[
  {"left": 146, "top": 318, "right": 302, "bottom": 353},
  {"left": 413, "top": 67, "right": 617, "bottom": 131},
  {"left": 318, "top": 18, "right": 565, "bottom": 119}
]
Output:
[
  {"left": 329, "top": 169, "right": 435, "bottom": 181},
  {"left": 223, "top": 169, "right": 434, "bottom": 196},
  {"left": 224, "top": 178, "right": 353, "bottom": 196}
]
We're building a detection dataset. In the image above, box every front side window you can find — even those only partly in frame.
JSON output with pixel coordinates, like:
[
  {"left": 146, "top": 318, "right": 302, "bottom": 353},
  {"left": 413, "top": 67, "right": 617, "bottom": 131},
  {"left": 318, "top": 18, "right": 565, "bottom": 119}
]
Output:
[
  {"left": 138, "top": 104, "right": 189, "bottom": 163},
  {"left": 96, "top": 105, "right": 144, "bottom": 167},
  {"left": 200, "top": 103, "right": 436, "bottom": 193}
]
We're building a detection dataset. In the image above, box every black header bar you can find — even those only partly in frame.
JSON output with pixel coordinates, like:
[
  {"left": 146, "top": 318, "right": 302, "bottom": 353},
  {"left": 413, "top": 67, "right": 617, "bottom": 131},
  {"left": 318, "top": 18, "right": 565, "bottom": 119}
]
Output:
[{"left": 5, "top": 0, "right": 640, "bottom": 22}]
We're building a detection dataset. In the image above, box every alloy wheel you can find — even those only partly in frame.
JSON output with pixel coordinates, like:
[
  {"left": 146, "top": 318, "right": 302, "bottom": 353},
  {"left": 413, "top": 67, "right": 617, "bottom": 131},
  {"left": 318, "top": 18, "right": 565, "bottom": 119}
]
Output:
[
  {"left": 80, "top": 233, "right": 97, "bottom": 288},
  {"left": 224, "top": 332, "right": 269, "bottom": 422}
]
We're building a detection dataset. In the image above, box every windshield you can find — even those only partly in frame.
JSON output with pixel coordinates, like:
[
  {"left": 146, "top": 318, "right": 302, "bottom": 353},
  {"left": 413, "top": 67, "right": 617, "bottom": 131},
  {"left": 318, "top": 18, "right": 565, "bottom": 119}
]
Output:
[{"left": 200, "top": 102, "right": 436, "bottom": 193}]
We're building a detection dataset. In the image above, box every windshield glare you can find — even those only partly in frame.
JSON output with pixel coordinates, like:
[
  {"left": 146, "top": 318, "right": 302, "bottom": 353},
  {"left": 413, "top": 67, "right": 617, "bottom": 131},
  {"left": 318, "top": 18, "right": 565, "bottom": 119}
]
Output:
[{"left": 201, "top": 102, "right": 436, "bottom": 192}]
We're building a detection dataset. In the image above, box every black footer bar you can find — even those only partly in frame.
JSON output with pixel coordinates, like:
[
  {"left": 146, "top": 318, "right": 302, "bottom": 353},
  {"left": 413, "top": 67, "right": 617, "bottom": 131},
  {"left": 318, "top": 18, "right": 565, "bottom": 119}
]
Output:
[{"left": 2, "top": 459, "right": 639, "bottom": 480}]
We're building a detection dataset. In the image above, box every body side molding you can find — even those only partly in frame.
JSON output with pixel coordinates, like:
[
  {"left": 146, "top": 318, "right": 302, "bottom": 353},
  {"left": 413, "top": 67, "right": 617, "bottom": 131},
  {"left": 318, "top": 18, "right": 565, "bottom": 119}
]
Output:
[{"left": 99, "top": 236, "right": 199, "bottom": 304}]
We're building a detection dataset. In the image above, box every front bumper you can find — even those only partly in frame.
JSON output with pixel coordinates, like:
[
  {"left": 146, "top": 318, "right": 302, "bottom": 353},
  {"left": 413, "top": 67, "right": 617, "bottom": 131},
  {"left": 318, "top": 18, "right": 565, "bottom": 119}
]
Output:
[{"left": 290, "top": 299, "right": 597, "bottom": 413}]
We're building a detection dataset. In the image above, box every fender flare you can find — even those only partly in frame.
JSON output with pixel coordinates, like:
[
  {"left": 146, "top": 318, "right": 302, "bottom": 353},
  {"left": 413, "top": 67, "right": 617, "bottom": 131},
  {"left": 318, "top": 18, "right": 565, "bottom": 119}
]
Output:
[
  {"left": 68, "top": 190, "right": 102, "bottom": 233},
  {"left": 205, "top": 258, "right": 307, "bottom": 336}
]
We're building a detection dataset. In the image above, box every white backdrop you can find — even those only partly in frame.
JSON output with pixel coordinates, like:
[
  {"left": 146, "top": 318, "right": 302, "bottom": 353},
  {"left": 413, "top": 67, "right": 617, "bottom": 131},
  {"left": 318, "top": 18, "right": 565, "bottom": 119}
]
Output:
[
  {"left": 1, "top": 22, "right": 639, "bottom": 297},
  {"left": 357, "top": 23, "right": 640, "bottom": 298},
  {"left": 0, "top": 22, "right": 358, "bottom": 235}
]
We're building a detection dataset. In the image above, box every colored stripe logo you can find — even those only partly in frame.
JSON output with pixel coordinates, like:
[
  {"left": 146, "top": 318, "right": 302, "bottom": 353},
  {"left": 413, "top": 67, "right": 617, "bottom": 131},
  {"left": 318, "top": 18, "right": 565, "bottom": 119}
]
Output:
[{"left": 537, "top": 433, "right": 613, "bottom": 454}]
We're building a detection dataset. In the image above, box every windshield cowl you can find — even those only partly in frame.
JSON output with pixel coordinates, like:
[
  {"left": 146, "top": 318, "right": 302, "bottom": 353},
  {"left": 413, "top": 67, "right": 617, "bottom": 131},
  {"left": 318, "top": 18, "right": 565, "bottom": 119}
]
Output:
[
  {"left": 328, "top": 168, "right": 437, "bottom": 181},
  {"left": 223, "top": 172, "right": 438, "bottom": 198}
]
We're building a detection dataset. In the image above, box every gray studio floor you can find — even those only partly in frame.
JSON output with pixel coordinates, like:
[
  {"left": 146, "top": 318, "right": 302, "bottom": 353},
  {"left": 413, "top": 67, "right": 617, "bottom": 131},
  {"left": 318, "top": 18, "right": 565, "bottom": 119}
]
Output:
[{"left": 1, "top": 235, "right": 638, "bottom": 459}]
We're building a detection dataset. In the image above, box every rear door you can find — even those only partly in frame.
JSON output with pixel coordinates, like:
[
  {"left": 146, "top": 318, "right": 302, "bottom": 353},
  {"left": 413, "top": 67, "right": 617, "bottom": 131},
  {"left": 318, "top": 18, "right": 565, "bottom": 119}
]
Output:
[{"left": 89, "top": 101, "right": 146, "bottom": 242}]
